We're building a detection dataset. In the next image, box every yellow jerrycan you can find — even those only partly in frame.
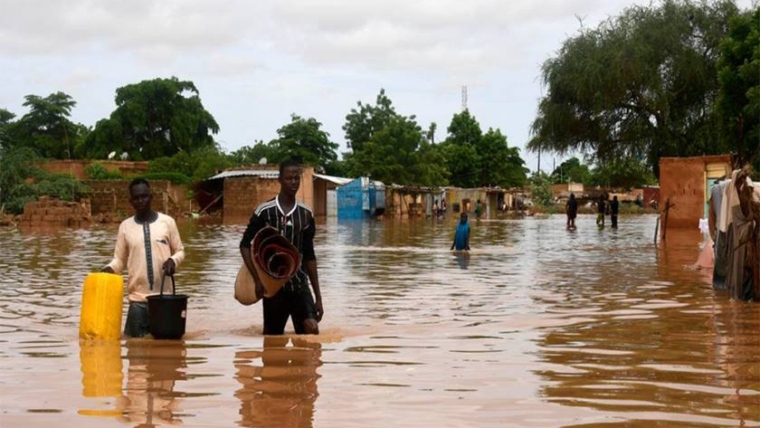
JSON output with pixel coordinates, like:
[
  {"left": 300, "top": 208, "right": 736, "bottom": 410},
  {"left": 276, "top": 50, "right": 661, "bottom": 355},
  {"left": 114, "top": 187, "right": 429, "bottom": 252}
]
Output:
[{"left": 79, "top": 273, "right": 124, "bottom": 340}]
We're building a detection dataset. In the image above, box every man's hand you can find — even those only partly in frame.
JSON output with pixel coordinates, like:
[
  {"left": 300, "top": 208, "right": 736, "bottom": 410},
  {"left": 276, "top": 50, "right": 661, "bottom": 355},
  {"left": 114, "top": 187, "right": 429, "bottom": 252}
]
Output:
[
  {"left": 315, "top": 298, "right": 324, "bottom": 322},
  {"left": 162, "top": 258, "right": 176, "bottom": 276}
]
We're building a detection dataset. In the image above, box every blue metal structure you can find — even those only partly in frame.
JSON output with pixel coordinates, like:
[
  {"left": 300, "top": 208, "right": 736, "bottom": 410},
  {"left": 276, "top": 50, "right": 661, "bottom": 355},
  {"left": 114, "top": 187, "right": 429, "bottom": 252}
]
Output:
[{"left": 337, "top": 177, "right": 385, "bottom": 220}]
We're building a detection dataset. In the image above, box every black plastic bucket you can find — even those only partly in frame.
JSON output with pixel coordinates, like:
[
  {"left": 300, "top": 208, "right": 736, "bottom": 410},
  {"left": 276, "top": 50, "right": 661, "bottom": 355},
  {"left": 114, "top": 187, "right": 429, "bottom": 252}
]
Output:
[{"left": 147, "top": 275, "right": 188, "bottom": 340}]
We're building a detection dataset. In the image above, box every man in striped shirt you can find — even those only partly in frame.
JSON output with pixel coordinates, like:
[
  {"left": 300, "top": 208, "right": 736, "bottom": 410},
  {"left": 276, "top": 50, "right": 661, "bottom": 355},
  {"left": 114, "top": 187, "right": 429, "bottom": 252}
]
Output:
[{"left": 240, "top": 160, "right": 324, "bottom": 335}]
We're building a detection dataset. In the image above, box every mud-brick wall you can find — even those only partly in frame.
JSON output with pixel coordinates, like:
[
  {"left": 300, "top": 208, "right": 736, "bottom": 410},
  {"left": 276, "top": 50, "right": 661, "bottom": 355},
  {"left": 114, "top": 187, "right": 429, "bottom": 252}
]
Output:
[
  {"left": 85, "top": 180, "right": 194, "bottom": 222},
  {"left": 19, "top": 197, "right": 91, "bottom": 227},
  {"left": 222, "top": 168, "right": 315, "bottom": 224},
  {"left": 37, "top": 160, "right": 149, "bottom": 180},
  {"left": 659, "top": 155, "right": 730, "bottom": 230},
  {"left": 223, "top": 177, "right": 280, "bottom": 223}
]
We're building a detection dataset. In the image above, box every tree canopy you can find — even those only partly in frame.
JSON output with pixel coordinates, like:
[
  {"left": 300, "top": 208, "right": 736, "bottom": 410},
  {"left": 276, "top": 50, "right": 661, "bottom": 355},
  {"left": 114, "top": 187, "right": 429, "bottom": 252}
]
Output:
[
  {"left": 2, "top": 92, "right": 87, "bottom": 159},
  {"left": 716, "top": 6, "right": 760, "bottom": 166},
  {"left": 528, "top": 0, "right": 740, "bottom": 177},
  {"left": 342, "top": 89, "right": 449, "bottom": 186},
  {"left": 83, "top": 77, "right": 219, "bottom": 161},
  {"left": 442, "top": 110, "right": 527, "bottom": 188},
  {"left": 270, "top": 114, "right": 338, "bottom": 169}
]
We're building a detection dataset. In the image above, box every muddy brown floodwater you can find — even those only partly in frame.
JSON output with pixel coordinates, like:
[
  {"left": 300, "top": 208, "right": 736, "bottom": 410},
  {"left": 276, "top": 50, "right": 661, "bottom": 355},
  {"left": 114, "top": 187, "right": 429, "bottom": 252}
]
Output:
[{"left": 0, "top": 214, "right": 759, "bottom": 428}]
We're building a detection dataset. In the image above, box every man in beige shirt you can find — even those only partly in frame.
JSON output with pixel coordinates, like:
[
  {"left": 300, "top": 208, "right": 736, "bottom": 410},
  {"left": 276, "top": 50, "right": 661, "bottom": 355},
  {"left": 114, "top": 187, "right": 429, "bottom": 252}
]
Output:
[{"left": 103, "top": 178, "right": 185, "bottom": 337}]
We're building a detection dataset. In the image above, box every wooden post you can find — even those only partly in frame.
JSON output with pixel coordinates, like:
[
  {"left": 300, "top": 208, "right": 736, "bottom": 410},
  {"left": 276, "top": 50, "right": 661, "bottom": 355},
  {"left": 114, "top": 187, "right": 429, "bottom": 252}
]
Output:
[{"left": 661, "top": 198, "right": 673, "bottom": 242}]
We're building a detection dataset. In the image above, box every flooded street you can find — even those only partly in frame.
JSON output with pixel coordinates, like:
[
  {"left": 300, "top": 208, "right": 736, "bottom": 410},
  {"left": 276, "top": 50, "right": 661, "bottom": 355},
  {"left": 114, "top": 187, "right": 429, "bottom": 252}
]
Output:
[{"left": 1, "top": 214, "right": 759, "bottom": 427}]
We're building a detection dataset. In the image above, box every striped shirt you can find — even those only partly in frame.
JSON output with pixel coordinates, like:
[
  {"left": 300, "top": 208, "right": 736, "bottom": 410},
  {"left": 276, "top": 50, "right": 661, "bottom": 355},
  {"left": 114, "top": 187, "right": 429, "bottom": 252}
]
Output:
[{"left": 240, "top": 196, "right": 316, "bottom": 286}]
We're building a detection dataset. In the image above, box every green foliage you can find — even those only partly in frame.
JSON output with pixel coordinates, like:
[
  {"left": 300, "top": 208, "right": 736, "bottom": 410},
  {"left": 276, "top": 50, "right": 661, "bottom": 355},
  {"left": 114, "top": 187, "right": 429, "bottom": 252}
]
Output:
[
  {"left": 716, "top": 6, "right": 760, "bottom": 166},
  {"left": 0, "top": 146, "right": 90, "bottom": 214},
  {"left": 228, "top": 140, "right": 277, "bottom": 166},
  {"left": 4, "top": 92, "right": 87, "bottom": 159},
  {"left": 343, "top": 89, "right": 398, "bottom": 152},
  {"left": 84, "top": 162, "right": 123, "bottom": 180},
  {"left": 590, "top": 158, "right": 658, "bottom": 189},
  {"left": 342, "top": 89, "right": 448, "bottom": 186},
  {"left": 84, "top": 77, "right": 220, "bottom": 160},
  {"left": 529, "top": 171, "right": 553, "bottom": 206},
  {"left": 148, "top": 144, "right": 231, "bottom": 183},
  {"left": 529, "top": 0, "right": 740, "bottom": 177},
  {"left": 550, "top": 157, "right": 593, "bottom": 185},
  {"left": 271, "top": 115, "right": 338, "bottom": 168},
  {"left": 442, "top": 110, "right": 528, "bottom": 188}
]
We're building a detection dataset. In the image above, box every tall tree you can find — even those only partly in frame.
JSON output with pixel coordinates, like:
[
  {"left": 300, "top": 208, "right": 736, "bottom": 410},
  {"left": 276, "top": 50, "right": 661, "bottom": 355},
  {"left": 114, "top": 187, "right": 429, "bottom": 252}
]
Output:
[
  {"left": 528, "top": 0, "right": 740, "bottom": 177},
  {"left": 343, "top": 89, "right": 397, "bottom": 152},
  {"left": 716, "top": 6, "right": 760, "bottom": 166},
  {"left": 550, "top": 157, "right": 593, "bottom": 185},
  {"left": 271, "top": 114, "right": 339, "bottom": 169},
  {"left": 10, "top": 92, "right": 83, "bottom": 159},
  {"left": 442, "top": 110, "right": 483, "bottom": 188},
  {"left": 228, "top": 140, "right": 276, "bottom": 166},
  {"left": 85, "top": 77, "right": 219, "bottom": 160},
  {"left": 0, "top": 108, "right": 15, "bottom": 149},
  {"left": 343, "top": 89, "right": 447, "bottom": 185},
  {"left": 478, "top": 128, "right": 528, "bottom": 188}
]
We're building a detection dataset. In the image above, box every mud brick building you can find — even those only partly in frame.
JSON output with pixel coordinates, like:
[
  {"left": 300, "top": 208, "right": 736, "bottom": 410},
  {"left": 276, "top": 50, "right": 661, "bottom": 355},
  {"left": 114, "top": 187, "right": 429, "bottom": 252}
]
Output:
[{"left": 658, "top": 154, "right": 731, "bottom": 231}]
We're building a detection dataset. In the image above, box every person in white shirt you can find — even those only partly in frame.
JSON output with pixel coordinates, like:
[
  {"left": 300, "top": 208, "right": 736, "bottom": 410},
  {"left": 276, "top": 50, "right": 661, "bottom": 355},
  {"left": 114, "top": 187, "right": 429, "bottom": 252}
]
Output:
[{"left": 102, "top": 178, "right": 185, "bottom": 337}]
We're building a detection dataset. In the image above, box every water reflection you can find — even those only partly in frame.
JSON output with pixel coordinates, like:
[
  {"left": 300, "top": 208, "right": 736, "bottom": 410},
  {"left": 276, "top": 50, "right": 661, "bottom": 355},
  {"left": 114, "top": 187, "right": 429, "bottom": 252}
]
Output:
[
  {"left": 234, "top": 337, "right": 322, "bottom": 428},
  {"left": 78, "top": 340, "right": 124, "bottom": 418},
  {"left": 117, "top": 339, "right": 188, "bottom": 427}
]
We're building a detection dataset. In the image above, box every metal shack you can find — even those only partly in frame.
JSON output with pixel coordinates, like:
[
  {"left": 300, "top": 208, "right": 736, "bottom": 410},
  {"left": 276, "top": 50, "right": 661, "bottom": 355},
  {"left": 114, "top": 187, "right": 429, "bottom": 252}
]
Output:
[{"left": 337, "top": 177, "right": 386, "bottom": 220}]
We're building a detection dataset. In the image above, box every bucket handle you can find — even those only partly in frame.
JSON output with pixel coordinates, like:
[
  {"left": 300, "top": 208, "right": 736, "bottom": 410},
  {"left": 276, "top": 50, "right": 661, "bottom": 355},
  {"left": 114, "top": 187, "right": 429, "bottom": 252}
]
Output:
[{"left": 159, "top": 274, "right": 176, "bottom": 296}]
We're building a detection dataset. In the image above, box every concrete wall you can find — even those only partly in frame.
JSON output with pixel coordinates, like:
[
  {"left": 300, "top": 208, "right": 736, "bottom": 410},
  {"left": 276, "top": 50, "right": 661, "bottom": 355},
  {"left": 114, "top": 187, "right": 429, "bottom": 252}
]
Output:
[{"left": 659, "top": 155, "right": 730, "bottom": 230}]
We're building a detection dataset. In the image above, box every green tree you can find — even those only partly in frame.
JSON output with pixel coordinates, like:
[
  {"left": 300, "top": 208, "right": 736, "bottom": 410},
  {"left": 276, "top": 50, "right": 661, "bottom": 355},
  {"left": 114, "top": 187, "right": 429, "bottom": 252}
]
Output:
[
  {"left": 529, "top": 171, "right": 553, "bottom": 206},
  {"left": 716, "top": 6, "right": 760, "bottom": 166},
  {"left": 271, "top": 115, "right": 338, "bottom": 169},
  {"left": 0, "top": 146, "right": 89, "bottom": 214},
  {"left": 0, "top": 108, "right": 15, "bottom": 149},
  {"left": 228, "top": 140, "right": 277, "bottom": 166},
  {"left": 550, "top": 157, "right": 593, "bottom": 185},
  {"left": 149, "top": 144, "right": 232, "bottom": 183},
  {"left": 590, "top": 158, "right": 657, "bottom": 189},
  {"left": 9, "top": 92, "right": 84, "bottom": 159},
  {"left": 528, "top": 0, "right": 740, "bottom": 177},
  {"left": 442, "top": 110, "right": 483, "bottom": 188},
  {"left": 479, "top": 128, "right": 528, "bottom": 187},
  {"left": 343, "top": 89, "right": 397, "bottom": 152},
  {"left": 85, "top": 77, "right": 219, "bottom": 160}
]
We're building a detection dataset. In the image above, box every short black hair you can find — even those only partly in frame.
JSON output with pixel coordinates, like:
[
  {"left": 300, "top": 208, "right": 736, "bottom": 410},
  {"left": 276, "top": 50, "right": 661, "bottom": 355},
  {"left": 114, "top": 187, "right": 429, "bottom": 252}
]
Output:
[
  {"left": 279, "top": 159, "right": 302, "bottom": 176},
  {"left": 129, "top": 177, "right": 150, "bottom": 192}
]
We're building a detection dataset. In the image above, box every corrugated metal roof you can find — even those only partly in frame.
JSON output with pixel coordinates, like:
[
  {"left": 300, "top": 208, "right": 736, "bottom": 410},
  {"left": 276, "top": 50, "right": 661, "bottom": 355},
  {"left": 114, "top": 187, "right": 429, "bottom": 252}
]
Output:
[
  {"left": 313, "top": 173, "right": 352, "bottom": 185},
  {"left": 207, "top": 170, "right": 279, "bottom": 180}
]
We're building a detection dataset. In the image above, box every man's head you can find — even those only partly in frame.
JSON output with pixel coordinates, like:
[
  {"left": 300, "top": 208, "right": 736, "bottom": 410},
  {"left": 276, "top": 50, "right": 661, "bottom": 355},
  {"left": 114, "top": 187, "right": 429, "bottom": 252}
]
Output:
[
  {"left": 278, "top": 159, "right": 302, "bottom": 197},
  {"left": 129, "top": 178, "right": 152, "bottom": 215},
  {"left": 613, "top": 195, "right": 618, "bottom": 201},
  {"left": 460, "top": 212, "right": 468, "bottom": 223}
]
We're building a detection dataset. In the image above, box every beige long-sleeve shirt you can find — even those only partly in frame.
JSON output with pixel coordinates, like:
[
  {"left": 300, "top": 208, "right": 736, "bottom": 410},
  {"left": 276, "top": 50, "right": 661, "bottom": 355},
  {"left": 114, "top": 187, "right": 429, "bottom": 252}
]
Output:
[{"left": 107, "top": 213, "right": 185, "bottom": 302}]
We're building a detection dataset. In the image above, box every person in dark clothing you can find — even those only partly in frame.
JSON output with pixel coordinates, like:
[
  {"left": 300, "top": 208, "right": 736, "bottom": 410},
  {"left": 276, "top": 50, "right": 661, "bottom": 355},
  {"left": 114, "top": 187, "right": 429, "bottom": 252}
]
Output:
[
  {"left": 610, "top": 195, "right": 619, "bottom": 229},
  {"left": 566, "top": 193, "right": 578, "bottom": 229},
  {"left": 596, "top": 194, "right": 606, "bottom": 227},
  {"left": 239, "top": 160, "right": 324, "bottom": 335}
]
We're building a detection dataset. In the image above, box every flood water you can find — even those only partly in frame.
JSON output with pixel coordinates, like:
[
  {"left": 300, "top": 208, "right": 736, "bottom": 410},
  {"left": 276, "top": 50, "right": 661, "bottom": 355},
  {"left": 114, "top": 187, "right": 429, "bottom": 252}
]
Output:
[{"left": 1, "top": 214, "right": 759, "bottom": 428}]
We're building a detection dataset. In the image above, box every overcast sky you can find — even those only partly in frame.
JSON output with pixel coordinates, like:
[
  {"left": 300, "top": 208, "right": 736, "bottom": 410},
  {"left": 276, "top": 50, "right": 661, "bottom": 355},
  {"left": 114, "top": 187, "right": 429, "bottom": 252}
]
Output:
[{"left": 1, "top": 0, "right": 756, "bottom": 172}]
